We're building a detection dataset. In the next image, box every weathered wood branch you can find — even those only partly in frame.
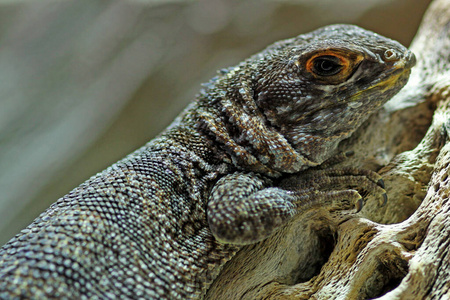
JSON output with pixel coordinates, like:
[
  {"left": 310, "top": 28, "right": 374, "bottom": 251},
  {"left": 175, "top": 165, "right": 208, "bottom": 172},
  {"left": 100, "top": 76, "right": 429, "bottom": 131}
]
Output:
[{"left": 206, "top": 0, "right": 450, "bottom": 298}]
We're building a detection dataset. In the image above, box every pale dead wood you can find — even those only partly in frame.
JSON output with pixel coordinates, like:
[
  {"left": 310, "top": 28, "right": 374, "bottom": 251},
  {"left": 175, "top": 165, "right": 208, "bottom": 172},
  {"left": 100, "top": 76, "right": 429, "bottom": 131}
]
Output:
[{"left": 206, "top": 0, "right": 450, "bottom": 298}]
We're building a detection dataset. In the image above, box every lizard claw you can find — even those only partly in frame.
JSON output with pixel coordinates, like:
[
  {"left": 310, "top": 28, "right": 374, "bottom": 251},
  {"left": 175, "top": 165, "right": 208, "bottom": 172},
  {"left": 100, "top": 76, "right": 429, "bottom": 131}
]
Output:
[
  {"left": 355, "top": 196, "right": 364, "bottom": 213},
  {"left": 381, "top": 192, "right": 388, "bottom": 207},
  {"left": 377, "top": 178, "right": 385, "bottom": 189}
]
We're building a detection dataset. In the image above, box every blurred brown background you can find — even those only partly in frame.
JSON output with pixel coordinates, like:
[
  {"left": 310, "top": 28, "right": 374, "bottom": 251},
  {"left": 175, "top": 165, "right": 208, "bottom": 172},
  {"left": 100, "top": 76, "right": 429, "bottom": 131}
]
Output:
[{"left": 0, "top": 0, "right": 432, "bottom": 244}]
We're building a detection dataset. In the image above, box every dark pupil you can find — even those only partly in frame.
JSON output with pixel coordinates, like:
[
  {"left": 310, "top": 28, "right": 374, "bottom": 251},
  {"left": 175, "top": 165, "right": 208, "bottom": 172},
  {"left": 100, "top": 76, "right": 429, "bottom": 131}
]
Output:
[
  {"left": 313, "top": 56, "right": 342, "bottom": 76},
  {"left": 320, "top": 60, "right": 334, "bottom": 71}
]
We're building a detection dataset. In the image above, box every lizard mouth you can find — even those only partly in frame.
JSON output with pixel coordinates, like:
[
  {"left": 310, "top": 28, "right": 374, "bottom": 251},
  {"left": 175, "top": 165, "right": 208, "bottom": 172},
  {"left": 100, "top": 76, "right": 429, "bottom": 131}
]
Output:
[
  {"left": 374, "top": 50, "right": 415, "bottom": 83},
  {"left": 396, "top": 50, "right": 417, "bottom": 69},
  {"left": 347, "top": 50, "right": 416, "bottom": 104},
  {"left": 376, "top": 50, "right": 416, "bottom": 84}
]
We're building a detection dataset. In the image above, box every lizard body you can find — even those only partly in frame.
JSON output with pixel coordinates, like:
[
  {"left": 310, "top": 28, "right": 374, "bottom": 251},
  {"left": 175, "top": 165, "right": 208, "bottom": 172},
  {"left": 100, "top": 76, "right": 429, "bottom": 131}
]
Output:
[{"left": 0, "top": 25, "right": 415, "bottom": 299}]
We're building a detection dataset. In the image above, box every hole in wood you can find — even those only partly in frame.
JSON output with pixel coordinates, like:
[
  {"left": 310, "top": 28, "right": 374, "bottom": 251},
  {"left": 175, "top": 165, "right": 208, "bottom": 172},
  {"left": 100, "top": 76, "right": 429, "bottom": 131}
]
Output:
[
  {"left": 291, "top": 224, "right": 336, "bottom": 283},
  {"left": 358, "top": 252, "right": 409, "bottom": 299}
]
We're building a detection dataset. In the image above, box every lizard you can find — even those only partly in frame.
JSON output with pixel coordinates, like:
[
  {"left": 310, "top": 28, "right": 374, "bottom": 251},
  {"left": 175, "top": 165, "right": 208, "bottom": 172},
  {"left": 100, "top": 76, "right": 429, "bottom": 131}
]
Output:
[{"left": 0, "top": 24, "right": 415, "bottom": 299}]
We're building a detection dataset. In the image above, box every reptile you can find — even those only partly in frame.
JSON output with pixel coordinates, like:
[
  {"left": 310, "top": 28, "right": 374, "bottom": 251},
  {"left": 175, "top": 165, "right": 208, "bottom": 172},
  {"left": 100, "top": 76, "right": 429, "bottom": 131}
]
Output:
[{"left": 0, "top": 24, "right": 415, "bottom": 299}]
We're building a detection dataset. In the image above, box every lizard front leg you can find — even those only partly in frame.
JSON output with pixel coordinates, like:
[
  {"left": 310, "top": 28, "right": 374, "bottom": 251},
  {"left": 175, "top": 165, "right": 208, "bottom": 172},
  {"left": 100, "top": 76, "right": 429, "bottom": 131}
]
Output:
[
  {"left": 207, "top": 172, "right": 297, "bottom": 245},
  {"left": 207, "top": 170, "right": 386, "bottom": 245}
]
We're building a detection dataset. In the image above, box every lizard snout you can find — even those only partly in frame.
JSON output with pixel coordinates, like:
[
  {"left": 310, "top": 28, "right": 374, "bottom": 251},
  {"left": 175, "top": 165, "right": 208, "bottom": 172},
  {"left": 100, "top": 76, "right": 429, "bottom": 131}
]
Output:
[{"left": 384, "top": 49, "right": 416, "bottom": 69}]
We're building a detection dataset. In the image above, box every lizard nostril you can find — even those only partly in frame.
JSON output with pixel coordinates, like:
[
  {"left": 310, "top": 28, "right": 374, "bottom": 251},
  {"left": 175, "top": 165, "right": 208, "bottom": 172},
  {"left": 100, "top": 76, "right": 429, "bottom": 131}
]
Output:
[{"left": 384, "top": 49, "right": 399, "bottom": 61}]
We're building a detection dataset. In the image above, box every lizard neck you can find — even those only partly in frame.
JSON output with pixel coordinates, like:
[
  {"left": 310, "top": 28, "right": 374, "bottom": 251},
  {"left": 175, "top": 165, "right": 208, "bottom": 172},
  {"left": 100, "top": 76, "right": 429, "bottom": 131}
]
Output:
[{"left": 192, "top": 81, "right": 319, "bottom": 177}]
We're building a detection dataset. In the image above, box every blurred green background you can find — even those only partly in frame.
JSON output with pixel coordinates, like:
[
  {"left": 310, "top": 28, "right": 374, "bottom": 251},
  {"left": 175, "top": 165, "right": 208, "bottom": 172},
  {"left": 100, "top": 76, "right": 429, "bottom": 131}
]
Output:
[{"left": 0, "top": 0, "right": 431, "bottom": 244}]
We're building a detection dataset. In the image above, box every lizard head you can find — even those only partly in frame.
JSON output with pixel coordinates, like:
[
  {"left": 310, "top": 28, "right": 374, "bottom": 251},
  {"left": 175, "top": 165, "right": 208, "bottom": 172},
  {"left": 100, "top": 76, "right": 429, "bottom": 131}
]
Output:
[
  {"left": 197, "top": 25, "right": 415, "bottom": 176},
  {"left": 253, "top": 24, "right": 416, "bottom": 169}
]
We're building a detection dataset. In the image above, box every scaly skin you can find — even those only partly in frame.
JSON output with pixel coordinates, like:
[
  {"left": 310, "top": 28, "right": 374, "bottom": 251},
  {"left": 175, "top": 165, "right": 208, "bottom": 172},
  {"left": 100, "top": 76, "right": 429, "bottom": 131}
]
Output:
[{"left": 0, "top": 25, "right": 415, "bottom": 299}]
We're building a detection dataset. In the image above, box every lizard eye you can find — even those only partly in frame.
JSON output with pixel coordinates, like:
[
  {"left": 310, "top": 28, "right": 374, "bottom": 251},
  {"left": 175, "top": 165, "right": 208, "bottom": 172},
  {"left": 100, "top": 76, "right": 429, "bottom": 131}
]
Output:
[
  {"left": 303, "top": 50, "right": 360, "bottom": 83},
  {"left": 311, "top": 56, "right": 343, "bottom": 76}
]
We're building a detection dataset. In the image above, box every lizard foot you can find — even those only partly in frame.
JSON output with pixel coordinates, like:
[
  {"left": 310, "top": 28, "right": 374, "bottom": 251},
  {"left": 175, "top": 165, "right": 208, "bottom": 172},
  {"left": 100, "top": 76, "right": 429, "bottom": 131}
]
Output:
[
  {"left": 279, "top": 167, "right": 386, "bottom": 212},
  {"left": 207, "top": 169, "right": 385, "bottom": 245}
]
